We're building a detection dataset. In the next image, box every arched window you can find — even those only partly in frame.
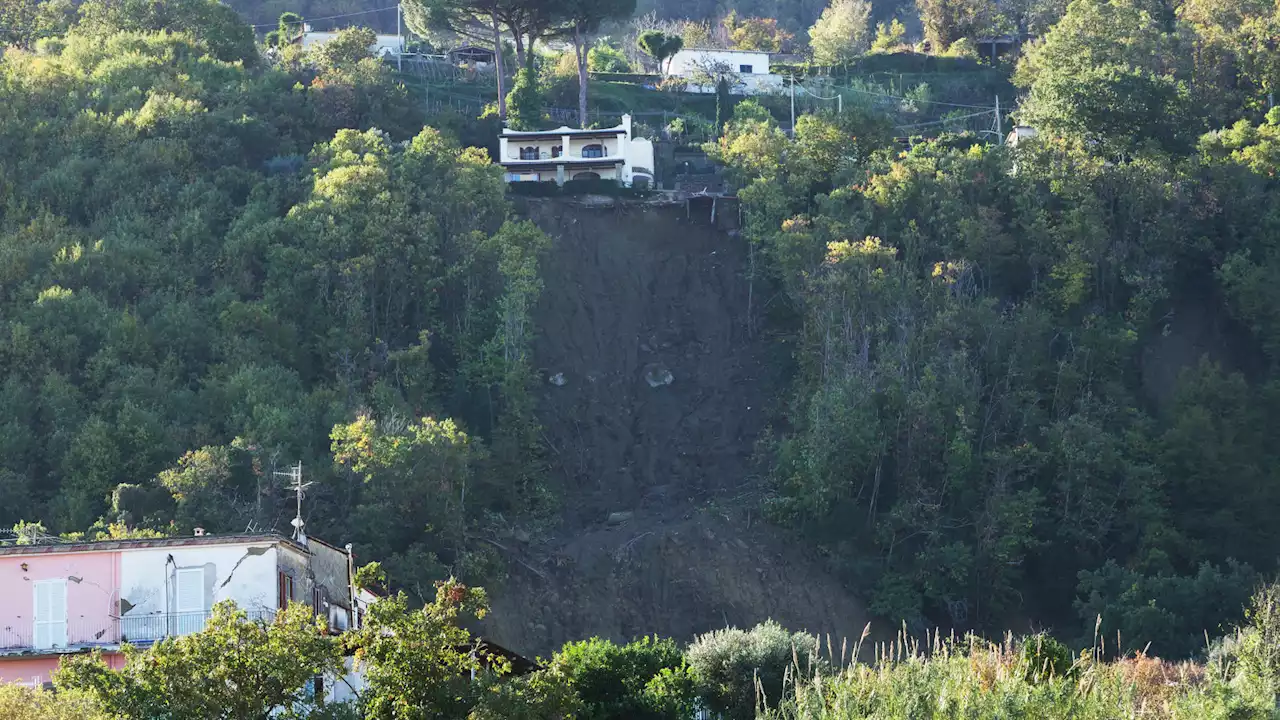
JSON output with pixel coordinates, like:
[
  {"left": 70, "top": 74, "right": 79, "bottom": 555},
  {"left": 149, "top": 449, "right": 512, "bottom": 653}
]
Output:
[
  {"left": 519, "top": 146, "right": 540, "bottom": 160},
  {"left": 581, "top": 143, "right": 604, "bottom": 158},
  {"left": 574, "top": 171, "right": 601, "bottom": 180}
]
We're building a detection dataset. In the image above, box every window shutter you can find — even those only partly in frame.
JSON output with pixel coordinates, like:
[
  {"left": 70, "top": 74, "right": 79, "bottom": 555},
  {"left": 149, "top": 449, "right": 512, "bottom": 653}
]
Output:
[
  {"left": 34, "top": 580, "right": 67, "bottom": 649},
  {"left": 34, "top": 584, "right": 49, "bottom": 649},
  {"left": 175, "top": 568, "right": 204, "bottom": 614}
]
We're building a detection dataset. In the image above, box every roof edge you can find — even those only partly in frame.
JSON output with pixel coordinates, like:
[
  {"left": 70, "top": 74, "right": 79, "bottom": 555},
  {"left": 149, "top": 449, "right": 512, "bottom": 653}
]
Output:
[{"left": 0, "top": 532, "right": 316, "bottom": 558}]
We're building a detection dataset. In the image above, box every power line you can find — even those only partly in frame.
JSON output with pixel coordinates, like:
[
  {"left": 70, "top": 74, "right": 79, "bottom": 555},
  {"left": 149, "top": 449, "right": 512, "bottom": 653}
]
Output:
[
  {"left": 837, "top": 84, "right": 996, "bottom": 110},
  {"left": 252, "top": 5, "right": 400, "bottom": 29},
  {"left": 795, "top": 84, "right": 841, "bottom": 102},
  {"left": 894, "top": 109, "right": 994, "bottom": 131}
]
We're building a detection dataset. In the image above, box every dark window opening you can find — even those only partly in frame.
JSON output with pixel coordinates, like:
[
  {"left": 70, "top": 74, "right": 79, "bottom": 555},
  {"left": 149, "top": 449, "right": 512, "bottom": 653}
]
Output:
[
  {"left": 277, "top": 572, "right": 295, "bottom": 609},
  {"left": 552, "top": 145, "right": 563, "bottom": 158},
  {"left": 519, "top": 146, "right": 540, "bottom": 160},
  {"left": 739, "top": 64, "right": 753, "bottom": 73},
  {"left": 582, "top": 144, "right": 604, "bottom": 158}
]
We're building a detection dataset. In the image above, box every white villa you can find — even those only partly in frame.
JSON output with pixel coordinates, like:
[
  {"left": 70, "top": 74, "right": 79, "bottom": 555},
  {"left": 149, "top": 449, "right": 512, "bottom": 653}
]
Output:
[
  {"left": 498, "top": 114, "right": 655, "bottom": 187},
  {"left": 668, "top": 48, "right": 783, "bottom": 95}
]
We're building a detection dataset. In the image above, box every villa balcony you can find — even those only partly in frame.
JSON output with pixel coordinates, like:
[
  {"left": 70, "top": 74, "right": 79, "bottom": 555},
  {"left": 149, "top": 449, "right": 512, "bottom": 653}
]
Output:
[
  {"left": 0, "top": 609, "right": 278, "bottom": 653},
  {"left": 504, "top": 149, "right": 621, "bottom": 163}
]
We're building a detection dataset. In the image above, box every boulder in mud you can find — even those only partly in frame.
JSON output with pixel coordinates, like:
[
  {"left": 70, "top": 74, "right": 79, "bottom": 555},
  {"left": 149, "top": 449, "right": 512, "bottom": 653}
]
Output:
[{"left": 643, "top": 363, "right": 673, "bottom": 388}]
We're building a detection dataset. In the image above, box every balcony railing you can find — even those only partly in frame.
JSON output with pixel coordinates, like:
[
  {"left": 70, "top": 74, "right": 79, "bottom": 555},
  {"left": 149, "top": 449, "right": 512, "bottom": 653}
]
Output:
[
  {"left": 118, "top": 609, "right": 277, "bottom": 644},
  {"left": 506, "top": 151, "right": 618, "bottom": 162},
  {"left": 0, "top": 610, "right": 278, "bottom": 652}
]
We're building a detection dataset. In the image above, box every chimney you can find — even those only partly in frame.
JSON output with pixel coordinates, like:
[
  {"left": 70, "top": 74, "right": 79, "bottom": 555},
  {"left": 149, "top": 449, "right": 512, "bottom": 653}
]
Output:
[{"left": 193, "top": 527, "right": 205, "bottom": 537}]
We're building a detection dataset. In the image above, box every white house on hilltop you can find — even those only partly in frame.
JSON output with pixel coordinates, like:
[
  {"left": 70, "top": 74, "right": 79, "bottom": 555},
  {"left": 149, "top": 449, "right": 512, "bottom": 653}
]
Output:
[
  {"left": 498, "top": 114, "right": 655, "bottom": 187},
  {"left": 668, "top": 48, "right": 784, "bottom": 95}
]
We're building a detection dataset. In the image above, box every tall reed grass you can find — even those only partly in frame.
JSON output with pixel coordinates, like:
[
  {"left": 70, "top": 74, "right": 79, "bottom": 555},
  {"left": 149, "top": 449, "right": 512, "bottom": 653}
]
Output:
[{"left": 757, "top": 611, "right": 1280, "bottom": 720}]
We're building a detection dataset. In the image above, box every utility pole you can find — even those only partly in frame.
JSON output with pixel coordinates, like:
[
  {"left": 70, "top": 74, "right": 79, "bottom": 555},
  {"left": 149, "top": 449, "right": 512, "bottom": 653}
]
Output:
[
  {"left": 789, "top": 74, "right": 796, "bottom": 138},
  {"left": 838, "top": 93, "right": 842, "bottom": 115},
  {"left": 396, "top": 2, "right": 403, "bottom": 73},
  {"left": 995, "top": 95, "right": 1002, "bottom": 144}
]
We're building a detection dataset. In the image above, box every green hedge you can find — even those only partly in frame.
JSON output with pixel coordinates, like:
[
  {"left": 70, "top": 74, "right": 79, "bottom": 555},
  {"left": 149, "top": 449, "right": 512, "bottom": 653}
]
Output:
[
  {"left": 588, "top": 72, "right": 661, "bottom": 85},
  {"left": 772, "top": 52, "right": 1000, "bottom": 79}
]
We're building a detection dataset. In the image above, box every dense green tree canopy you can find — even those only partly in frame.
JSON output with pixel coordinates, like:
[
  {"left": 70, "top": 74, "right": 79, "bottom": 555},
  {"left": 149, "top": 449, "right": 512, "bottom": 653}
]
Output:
[
  {"left": 712, "top": 81, "right": 1280, "bottom": 652},
  {"left": 0, "top": 5, "right": 549, "bottom": 601}
]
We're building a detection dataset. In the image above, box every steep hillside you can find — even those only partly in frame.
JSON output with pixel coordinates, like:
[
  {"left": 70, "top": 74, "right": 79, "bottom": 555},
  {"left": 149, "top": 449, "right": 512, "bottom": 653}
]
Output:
[{"left": 483, "top": 197, "right": 869, "bottom": 655}]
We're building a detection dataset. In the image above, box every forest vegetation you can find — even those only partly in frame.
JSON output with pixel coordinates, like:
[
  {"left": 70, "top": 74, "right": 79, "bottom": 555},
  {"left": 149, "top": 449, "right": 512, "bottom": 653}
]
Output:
[{"left": 4, "top": 0, "right": 1280, "bottom": 716}]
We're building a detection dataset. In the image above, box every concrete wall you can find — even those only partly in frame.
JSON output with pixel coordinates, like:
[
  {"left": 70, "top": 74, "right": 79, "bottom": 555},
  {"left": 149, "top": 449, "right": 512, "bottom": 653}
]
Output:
[
  {"left": 569, "top": 167, "right": 621, "bottom": 181},
  {"left": 0, "top": 652, "right": 125, "bottom": 686},
  {"left": 684, "top": 73, "right": 785, "bottom": 95},
  {"left": 308, "top": 541, "right": 352, "bottom": 632},
  {"left": 669, "top": 49, "right": 771, "bottom": 76},
  {"left": 326, "top": 656, "right": 367, "bottom": 704},
  {"left": 0, "top": 550, "right": 119, "bottom": 649},
  {"left": 628, "top": 138, "right": 655, "bottom": 183}
]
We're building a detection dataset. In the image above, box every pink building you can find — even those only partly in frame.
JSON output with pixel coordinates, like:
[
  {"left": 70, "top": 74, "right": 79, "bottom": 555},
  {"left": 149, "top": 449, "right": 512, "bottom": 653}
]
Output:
[{"left": 0, "top": 531, "right": 357, "bottom": 687}]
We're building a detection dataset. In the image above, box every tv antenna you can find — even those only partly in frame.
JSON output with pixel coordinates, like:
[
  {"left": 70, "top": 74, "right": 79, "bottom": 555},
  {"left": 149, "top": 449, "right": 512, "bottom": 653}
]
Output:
[{"left": 274, "top": 462, "right": 312, "bottom": 542}]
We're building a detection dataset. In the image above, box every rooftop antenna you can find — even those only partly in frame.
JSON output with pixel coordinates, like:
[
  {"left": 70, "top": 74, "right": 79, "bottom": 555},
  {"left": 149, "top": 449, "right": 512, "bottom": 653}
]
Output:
[{"left": 275, "top": 462, "right": 312, "bottom": 543}]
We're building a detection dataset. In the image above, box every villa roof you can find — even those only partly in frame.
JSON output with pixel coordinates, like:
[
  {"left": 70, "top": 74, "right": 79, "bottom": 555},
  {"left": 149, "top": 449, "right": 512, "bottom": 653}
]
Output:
[
  {"left": 502, "top": 124, "right": 628, "bottom": 138},
  {"left": 677, "top": 47, "right": 771, "bottom": 55}
]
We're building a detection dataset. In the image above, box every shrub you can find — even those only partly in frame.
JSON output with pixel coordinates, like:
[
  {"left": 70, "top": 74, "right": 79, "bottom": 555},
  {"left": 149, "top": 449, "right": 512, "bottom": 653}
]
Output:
[
  {"left": 1230, "top": 582, "right": 1280, "bottom": 707},
  {"left": 1019, "top": 633, "right": 1077, "bottom": 683},
  {"left": 1074, "top": 560, "right": 1258, "bottom": 658},
  {"left": 468, "top": 667, "right": 583, "bottom": 720},
  {"left": 0, "top": 685, "right": 111, "bottom": 720},
  {"left": 551, "top": 636, "right": 696, "bottom": 720},
  {"left": 588, "top": 41, "right": 632, "bottom": 74},
  {"left": 687, "top": 620, "right": 821, "bottom": 719}
]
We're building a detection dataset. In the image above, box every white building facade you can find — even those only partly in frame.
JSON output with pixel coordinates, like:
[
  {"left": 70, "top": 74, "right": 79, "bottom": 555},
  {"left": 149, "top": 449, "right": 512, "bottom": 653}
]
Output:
[
  {"left": 668, "top": 48, "right": 783, "bottom": 95},
  {"left": 498, "top": 114, "right": 655, "bottom": 187},
  {"left": 114, "top": 535, "right": 353, "bottom": 643}
]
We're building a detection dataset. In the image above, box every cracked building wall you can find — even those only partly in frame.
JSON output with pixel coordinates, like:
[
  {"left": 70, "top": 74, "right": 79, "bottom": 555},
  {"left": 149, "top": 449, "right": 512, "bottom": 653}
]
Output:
[{"left": 118, "top": 542, "right": 281, "bottom": 641}]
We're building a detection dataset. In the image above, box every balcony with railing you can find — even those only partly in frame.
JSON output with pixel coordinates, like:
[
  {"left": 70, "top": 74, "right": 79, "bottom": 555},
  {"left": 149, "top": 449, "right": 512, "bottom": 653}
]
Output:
[
  {"left": 118, "top": 609, "right": 277, "bottom": 644},
  {"left": 505, "top": 144, "right": 621, "bottom": 163},
  {"left": 0, "top": 610, "right": 278, "bottom": 653}
]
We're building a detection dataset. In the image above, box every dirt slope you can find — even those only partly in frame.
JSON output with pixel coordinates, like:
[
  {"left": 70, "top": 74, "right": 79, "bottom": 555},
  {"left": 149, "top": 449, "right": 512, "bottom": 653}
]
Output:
[{"left": 483, "top": 197, "right": 869, "bottom": 657}]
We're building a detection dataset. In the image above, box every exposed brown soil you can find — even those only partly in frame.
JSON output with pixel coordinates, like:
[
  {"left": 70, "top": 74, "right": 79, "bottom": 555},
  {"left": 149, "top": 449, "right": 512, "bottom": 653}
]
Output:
[{"left": 482, "top": 197, "right": 869, "bottom": 657}]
